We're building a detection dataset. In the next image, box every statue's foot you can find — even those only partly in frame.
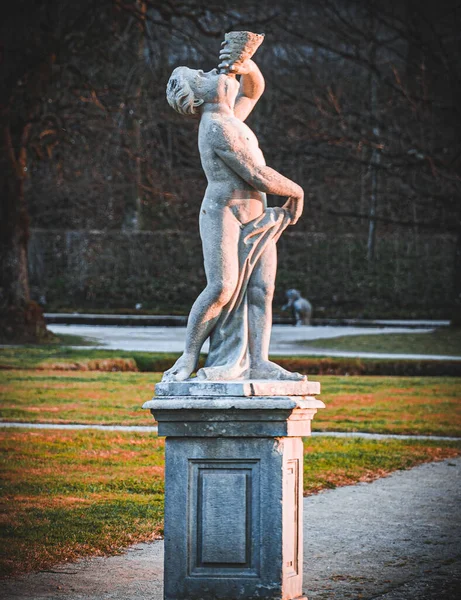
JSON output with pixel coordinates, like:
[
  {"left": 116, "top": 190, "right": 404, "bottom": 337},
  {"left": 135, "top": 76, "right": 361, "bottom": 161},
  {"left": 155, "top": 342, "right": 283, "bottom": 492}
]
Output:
[
  {"left": 250, "top": 360, "right": 306, "bottom": 381},
  {"left": 161, "top": 354, "right": 196, "bottom": 382}
]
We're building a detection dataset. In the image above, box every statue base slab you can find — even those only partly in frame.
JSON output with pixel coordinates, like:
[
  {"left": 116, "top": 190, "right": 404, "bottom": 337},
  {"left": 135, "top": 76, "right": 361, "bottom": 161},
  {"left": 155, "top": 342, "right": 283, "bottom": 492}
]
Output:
[
  {"left": 143, "top": 381, "right": 323, "bottom": 600},
  {"left": 155, "top": 378, "right": 320, "bottom": 397}
]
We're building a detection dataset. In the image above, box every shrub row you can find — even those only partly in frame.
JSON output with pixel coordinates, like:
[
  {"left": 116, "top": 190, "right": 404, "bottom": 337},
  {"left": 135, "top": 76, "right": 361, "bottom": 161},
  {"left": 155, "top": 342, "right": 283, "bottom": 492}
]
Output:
[
  {"left": 29, "top": 229, "right": 456, "bottom": 319},
  {"left": 36, "top": 354, "right": 461, "bottom": 377}
]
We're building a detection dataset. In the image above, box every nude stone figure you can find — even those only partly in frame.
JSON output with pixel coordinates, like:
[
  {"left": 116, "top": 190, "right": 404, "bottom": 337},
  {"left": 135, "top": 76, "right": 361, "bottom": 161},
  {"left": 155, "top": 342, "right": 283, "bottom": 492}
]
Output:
[
  {"left": 283, "top": 289, "right": 313, "bottom": 326},
  {"left": 162, "top": 34, "right": 305, "bottom": 382}
]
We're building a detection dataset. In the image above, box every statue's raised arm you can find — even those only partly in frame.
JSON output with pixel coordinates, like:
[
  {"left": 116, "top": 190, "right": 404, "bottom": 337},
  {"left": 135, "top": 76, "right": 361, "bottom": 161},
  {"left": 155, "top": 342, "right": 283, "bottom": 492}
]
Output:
[
  {"left": 217, "top": 31, "right": 265, "bottom": 122},
  {"left": 222, "top": 59, "right": 265, "bottom": 121}
]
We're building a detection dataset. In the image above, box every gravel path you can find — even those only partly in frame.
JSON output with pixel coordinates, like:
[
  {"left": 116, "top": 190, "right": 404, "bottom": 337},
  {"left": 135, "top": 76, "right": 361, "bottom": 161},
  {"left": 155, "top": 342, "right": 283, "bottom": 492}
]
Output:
[
  {"left": 303, "top": 457, "right": 461, "bottom": 599},
  {"left": 1, "top": 422, "right": 460, "bottom": 442},
  {"left": 44, "top": 323, "right": 461, "bottom": 360},
  {"left": 2, "top": 457, "right": 460, "bottom": 600}
]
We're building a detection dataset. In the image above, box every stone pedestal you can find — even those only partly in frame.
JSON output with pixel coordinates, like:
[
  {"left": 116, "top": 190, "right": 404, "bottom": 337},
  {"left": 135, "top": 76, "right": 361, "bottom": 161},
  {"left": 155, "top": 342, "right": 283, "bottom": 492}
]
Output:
[{"left": 143, "top": 380, "right": 323, "bottom": 600}]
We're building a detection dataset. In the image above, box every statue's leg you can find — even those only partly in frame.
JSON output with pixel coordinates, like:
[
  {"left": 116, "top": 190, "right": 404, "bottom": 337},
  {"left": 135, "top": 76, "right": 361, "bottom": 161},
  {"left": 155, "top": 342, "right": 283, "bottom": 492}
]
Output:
[
  {"left": 162, "top": 207, "right": 240, "bottom": 382},
  {"left": 295, "top": 308, "right": 302, "bottom": 326},
  {"left": 248, "top": 241, "right": 306, "bottom": 381},
  {"left": 247, "top": 239, "right": 276, "bottom": 364}
]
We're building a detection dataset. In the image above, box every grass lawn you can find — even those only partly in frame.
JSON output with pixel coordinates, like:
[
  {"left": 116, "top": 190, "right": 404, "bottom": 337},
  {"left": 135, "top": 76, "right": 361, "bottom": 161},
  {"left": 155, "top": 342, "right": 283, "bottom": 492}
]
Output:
[
  {"left": 297, "top": 327, "right": 461, "bottom": 356},
  {"left": 315, "top": 375, "right": 461, "bottom": 436},
  {"left": 1, "top": 370, "right": 460, "bottom": 435},
  {"left": 0, "top": 370, "right": 159, "bottom": 425},
  {"left": 1, "top": 428, "right": 459, "bottom": 578},
  {"left": 0, "top": 429, "right": 164, "bottom": 578}
]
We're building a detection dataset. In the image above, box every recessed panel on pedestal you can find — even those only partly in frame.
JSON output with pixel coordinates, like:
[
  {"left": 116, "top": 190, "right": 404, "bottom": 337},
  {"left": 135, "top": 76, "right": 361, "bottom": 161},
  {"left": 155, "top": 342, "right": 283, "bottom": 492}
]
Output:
[{"left": 188, "top": 459, "right": 260, "bottom": 578}]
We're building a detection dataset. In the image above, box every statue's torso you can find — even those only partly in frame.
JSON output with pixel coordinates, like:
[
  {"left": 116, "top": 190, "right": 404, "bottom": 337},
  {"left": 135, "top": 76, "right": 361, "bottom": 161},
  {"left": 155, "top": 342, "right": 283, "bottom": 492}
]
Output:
[{"left": 198, "top": 113, "right": 267, "bottom": 224}]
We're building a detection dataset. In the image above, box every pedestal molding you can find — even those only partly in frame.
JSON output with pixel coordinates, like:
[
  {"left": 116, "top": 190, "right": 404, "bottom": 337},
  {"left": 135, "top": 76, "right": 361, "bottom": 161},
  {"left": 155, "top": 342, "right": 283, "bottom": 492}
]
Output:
[{"left": 143, "top": 396, "right": 325, "bottom": 411}]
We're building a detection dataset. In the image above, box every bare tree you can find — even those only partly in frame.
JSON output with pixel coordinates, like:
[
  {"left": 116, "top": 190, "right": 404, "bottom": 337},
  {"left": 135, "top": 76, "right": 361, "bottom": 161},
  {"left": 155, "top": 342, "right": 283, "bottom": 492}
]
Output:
[
  {"left": 270, "top": 0, "right": 461, "bottom": 321},
  {"left": 3, "top": 0, "right": 459, "bottom": 333},
  {"left": 0, "top": 0, "right": 279, "bottom": 341}
]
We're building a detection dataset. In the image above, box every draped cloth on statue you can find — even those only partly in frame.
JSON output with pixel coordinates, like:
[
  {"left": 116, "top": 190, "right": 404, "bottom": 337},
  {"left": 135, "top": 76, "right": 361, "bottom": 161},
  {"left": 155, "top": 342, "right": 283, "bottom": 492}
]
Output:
[{"left": 196, "top": 207, "right": 291, "bottom": 381}]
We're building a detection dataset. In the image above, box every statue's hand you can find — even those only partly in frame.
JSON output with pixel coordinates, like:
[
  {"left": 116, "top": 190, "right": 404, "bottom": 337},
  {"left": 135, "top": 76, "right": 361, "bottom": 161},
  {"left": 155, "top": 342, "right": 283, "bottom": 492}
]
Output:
[
  {"left": 230, "top": 58, "right": 255, "bottom": 75},
  {"left": 282, "top": 194, "right": 304, "bottom": 226},
  {"left": 218, "top": 49, "right": 255, "bottom": 75}
]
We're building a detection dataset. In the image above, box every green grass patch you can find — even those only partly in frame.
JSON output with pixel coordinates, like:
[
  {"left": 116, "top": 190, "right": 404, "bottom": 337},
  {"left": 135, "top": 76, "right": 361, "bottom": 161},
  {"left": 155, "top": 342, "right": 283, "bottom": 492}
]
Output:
[
  {"left": 302, "top": 437, "right": 461, "bottom": 494},
  {"left": 0, "top": 370, "right": 160, "bottom": 425},
  {"left": 316, "top": 375, "right": 461, "bottom": 436},
  {"left": 1, "top": 371, "right": 460, "bottom": 435},
  {"left": 51, "top": 333, "right": 99, "bottom": 346},
  {"left": 298, "top": 328, "right": 461, "bottom": 356},
  {"left": 0, "top": 428, "right": 459, "bottom": 578},
  {"left": 0, "top": 429, "right": 165, "bottom": 578}
]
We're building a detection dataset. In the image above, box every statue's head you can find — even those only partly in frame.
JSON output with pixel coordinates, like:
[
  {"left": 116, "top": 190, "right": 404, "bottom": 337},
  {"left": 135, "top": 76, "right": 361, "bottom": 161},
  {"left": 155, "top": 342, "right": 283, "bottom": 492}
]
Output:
[
  {"left": 166, "top": 67, "right": 239, "bottom": 116},
  {"left": 286, "top": 289, "right": 301, "bottom": 301}
]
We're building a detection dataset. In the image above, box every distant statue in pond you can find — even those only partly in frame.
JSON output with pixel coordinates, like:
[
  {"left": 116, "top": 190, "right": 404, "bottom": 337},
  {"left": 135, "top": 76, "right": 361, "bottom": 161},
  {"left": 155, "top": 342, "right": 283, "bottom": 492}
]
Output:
[{"left": 282, "top": 289, "right": 312, "bottom": 326}]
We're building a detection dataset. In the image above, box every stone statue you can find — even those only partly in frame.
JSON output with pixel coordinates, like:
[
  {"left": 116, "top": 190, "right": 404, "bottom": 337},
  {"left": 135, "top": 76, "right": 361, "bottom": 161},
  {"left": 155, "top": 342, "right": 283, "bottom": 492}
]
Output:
[
  {"left": 162, "top": 32, "right": 305, "bottom": 382},
  {"left": 282, "top": 289, "right": 313, "bottom": 326}
]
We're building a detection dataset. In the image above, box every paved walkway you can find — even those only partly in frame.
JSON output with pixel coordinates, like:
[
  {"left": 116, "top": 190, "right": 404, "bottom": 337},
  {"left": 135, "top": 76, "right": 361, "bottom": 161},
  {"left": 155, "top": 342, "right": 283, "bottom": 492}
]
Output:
[
  {"left": 1, "top": 422, "right": 460, "bottom": 442},
  {"left": 45, "top": 314, "right": 451, "bottom": 329},
  {"left": 3, "top": 457, "right": 460, "bottom": 599},
  {"left": 47, "top": 324, "right": 461, "bottom": 360}
]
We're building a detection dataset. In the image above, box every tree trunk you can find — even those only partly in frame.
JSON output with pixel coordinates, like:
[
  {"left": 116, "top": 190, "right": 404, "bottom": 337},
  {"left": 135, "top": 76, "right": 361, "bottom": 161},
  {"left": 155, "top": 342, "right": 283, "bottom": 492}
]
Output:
[
  {"left": 367, "top": 16, "right": 380, "bottom": 263},
  {"left": 0, "top": 117, "right": 52, "bottom": 343},
  {"left": 132, "top": 0, "right": 146, "bottom": 230}
]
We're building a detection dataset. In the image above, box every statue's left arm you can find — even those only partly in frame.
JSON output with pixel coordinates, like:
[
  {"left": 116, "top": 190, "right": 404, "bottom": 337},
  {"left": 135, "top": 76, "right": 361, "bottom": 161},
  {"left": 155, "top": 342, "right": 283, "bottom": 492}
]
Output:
[
  {"left": 233, "top": 60, "right": 265, "bottom": 121},
  {"left": 213, "top": 122, "right": 304, "bottom": 225},
  {"left": 217, "top": 54, "right": 265, "bottom": 121}
]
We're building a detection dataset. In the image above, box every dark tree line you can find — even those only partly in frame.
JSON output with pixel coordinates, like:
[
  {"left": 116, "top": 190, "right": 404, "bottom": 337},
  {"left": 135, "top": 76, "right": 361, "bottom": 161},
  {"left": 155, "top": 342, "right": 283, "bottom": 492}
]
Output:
[{"left": 1, "top": 0, "right": 460, "bottom": 341}]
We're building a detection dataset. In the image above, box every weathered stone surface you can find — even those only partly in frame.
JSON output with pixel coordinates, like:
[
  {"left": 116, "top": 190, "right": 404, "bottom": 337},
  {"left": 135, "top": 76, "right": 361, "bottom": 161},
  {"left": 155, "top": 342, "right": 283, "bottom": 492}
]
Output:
[
  {"left": 199, "top": 470, "right": 248, "bottom": 564},
  {"left": 155, "top": 378, "right": 320, "bottom": 397},
  {"left": 162, "top": 30, "right": 306, "bottom": 383},
  {"left": 163, "top": 436, "right": 306, "bottom": 600},
  {"left": 218, "top": 31, "right": 265, "bottom": 74},
  {"left": 144, "top": 395, "right": 324, "bottom": 410}
]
